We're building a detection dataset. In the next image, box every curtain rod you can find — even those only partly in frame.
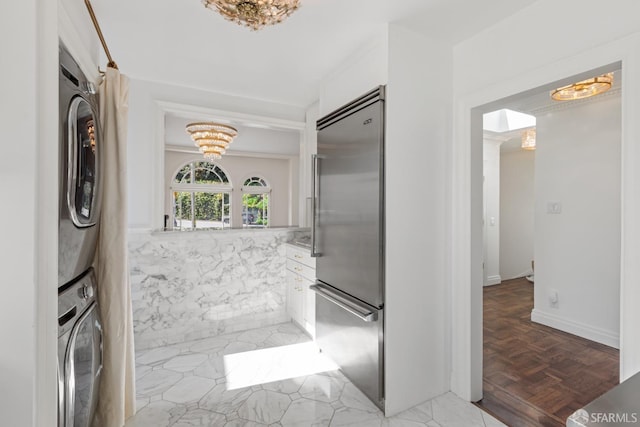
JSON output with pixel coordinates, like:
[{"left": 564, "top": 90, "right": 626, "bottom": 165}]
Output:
[{"left": 84, "top": 0, "right": 118, "bottom": 70}]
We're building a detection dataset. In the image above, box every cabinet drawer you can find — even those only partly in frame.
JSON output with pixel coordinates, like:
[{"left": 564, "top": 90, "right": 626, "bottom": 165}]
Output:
[
  {"left": 286, "top": 259, "right": 316, "bottom": 282},
  {"left": 286, "top": 244, "right": 316, "bottom": 268}
]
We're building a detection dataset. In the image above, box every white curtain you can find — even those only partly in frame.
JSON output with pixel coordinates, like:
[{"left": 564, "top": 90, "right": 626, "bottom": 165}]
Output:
[{"left": 94, "top": 67, "right": 136, "bottom": 427}]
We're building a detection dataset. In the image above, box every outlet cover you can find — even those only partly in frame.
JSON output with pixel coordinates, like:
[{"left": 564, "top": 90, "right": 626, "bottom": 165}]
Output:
[{"left": 547, "top": 201, "right": 562, "bottom": 214}]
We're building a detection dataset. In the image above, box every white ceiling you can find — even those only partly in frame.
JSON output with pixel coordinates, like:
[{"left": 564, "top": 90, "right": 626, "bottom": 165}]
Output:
[
  {"left": 91, "top": 0, "right": 538, "bottom": 109},
  {"left": 165, "top": 114, "right": 300, "bottom": 155}
]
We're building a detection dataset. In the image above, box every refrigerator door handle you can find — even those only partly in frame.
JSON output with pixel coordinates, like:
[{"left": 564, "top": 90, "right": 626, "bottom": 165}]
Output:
[
  {"left": 310, "top": 154, "right": 321, "bottom": 257},
  {"left": 311, "top": 283, "right": 378, "bottom": 322}
]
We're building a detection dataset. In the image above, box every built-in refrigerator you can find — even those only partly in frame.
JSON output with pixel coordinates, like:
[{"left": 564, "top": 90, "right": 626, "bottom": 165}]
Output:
[{"left": 311, "top": 86, "right": 385, "bottom": 410}]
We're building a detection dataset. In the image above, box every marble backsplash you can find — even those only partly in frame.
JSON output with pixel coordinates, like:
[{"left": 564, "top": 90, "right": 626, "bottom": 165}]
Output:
[{"left": 129, "top": 228, "right": 309, "bottom": 350}]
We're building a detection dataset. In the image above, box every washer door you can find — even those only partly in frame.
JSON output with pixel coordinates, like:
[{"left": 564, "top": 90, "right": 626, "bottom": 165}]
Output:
[
  {"left": 64, "top": 302, "right": 102, "bottom": 427},
  {"left": 67, "top": 96, "right": 99, "bottom": 228}
]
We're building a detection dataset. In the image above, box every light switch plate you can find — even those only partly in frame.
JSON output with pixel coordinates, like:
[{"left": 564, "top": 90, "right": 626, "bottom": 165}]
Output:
[{"left": 547, "top": 201, "right": 562, "bottom": 214}]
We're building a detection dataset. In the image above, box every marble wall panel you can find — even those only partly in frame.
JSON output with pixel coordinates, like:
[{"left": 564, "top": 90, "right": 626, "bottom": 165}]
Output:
[{"left": 129, "top": 229, "right": 306, "bottom": 350}]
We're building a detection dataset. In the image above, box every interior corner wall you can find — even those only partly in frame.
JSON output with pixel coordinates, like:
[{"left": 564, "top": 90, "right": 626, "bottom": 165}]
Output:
[
  {"left": 318, "top": 26, "right": 389, "bottom": 116},
  {"left": 164, "top": 152, "right": 296, "bottom": 228},
  {"left": 384, "top": 24, "right": 450, "bottom": 415},
  {"left": 532, "top": 94, "right": 621, "bottom": 348},
  {"left": 58, "top": 0, "right": 100, "bottom": 80},
  {"left": 483, "top": 140, "right": 501, "bottom": 286},
  {"left": 500, "top": 150, "right": 535, "bottom": 280}
]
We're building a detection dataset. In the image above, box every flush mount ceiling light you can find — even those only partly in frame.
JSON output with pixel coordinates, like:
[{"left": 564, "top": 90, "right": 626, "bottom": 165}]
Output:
[
  {"left": 551, "top": 73, "right": 614, "bottom": 101},
  {"left": 186, "top": 122, "right": 238, "bottom": 161},
  {"left": 201, "top": 0, "right": 300, "bottom": 30},
  {"left": 521, "top": 129, "right": 536, "bottom": 151}
]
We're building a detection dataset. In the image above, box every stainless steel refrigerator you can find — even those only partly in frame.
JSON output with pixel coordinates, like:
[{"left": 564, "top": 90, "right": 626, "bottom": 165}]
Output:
[{"left": 311, "top": 86, "right": 385, "bottom": 410}]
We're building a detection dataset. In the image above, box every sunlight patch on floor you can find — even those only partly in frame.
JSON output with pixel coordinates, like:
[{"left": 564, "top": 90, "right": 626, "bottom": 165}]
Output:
[{"left": 223, "top": 341, "right": 338, "bottom": 390}]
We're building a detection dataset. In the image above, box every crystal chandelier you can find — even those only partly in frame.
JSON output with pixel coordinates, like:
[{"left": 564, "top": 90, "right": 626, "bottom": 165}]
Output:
[
  {"left": 551, "top": 73, "right": 613, "bottom": 101},
  {"left": 521, "top": 129, "right": 536, "bottom": 151},
  {"left": 186, "top": 122, "right": 238, "bottom": 161},
  {"left": 202, "top": 0, "right": 300, "bottom": 30}
]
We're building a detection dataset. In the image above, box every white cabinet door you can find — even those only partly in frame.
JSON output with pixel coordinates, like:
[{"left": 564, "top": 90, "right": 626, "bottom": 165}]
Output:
[
  {"left": 287, "top": 270, "right": 304, "bottom": 326},
  {"left": 302, "top": 279, "right": 315, "bottom": 338},
  {"left": 286, "top": 244, "right": 316, "bottom": 336}
]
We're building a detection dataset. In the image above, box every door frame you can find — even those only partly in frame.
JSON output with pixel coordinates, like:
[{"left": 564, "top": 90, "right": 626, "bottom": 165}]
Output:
[{"left": 450, "top": 34, "right": 640, "bottom": 401}]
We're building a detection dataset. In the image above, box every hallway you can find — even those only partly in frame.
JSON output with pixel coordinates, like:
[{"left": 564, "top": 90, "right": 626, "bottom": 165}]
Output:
[{"left": 477, "top": 278, "right": 619, "bottom": 426}]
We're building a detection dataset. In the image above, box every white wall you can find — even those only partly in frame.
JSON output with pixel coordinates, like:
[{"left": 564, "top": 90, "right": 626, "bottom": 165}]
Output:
[
  {"left": 532, "top": 94, "right": 621, "bottom": 348},
  {"left": 301, "top": 102, "right": 319, "bottom": 226},
  {"left": 0, "top": 0, "right": 58, "bottom": 425},
  {"left": 451, "top": 0, "right": 640, "bottom": 399},
  {"left": 318, "top": 28, "right": 388, "bottom": 116},
  {"left": 58, "top": 0, "right": 100, "bottom": 80},
  {"left": 127, "top": 79, "right": 306, "bottom": 230},
  {"left": 165, "top": 151, "right": 297, "bottom": 228},
  {"left": 483, "top": 139, "right": 501, "bottom": 286},
  {"left": 500, "top": 149, "right": 535, "bottom": 280},
  {"left": 384, "top": 25, "right": 451, "bottom": 414}
]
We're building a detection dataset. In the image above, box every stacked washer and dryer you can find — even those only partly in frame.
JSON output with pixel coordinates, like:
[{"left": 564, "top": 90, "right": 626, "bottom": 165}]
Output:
[{"left": 58, "top": 43, "right": 103, "bottom": 427}]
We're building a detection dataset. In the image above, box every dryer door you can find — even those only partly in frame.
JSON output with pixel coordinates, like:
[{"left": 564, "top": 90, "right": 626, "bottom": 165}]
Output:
[
  {"left": 67, "top": 96, "right": 99, "bottom": 227},
  {"left": 63, "top": 302, "right": 102, "bottom": 427}
]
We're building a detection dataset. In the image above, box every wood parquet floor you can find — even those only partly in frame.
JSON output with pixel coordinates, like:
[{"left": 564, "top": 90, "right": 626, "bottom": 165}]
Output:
[{"left": 475, "top": 277, "right": 619, "bottom": 427}]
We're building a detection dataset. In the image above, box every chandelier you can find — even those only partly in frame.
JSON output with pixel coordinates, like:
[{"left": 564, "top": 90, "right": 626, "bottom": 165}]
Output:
[
  {"left": 186, "top": 122, "right": 238, "bottom": 161},
  {"left": 202, "top": 0, "right": 300, "bottom": 30},
  {"left": 551, "top": 73, "right": 613, "bottom": 101},
  {"left": 521, "top": 129, "right": 536, "bottom": 151}
]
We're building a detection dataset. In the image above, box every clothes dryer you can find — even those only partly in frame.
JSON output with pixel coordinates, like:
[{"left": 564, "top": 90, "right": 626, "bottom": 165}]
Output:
[{"left": 59, "top": 43, "right": 102, "bottom": 287}]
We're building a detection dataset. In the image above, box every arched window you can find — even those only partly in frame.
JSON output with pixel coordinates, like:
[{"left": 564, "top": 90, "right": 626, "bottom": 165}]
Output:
[
  {"left": 171, "top": 161, "right": 232, "bottom": 230},
  {"left": 241, "top": 176, "right": 271, "bottom": 228}
]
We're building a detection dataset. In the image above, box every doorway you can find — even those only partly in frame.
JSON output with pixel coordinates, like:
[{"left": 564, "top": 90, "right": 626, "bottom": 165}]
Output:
[{"left": 476, "top": 66, "right": 622, "bottom": 424}]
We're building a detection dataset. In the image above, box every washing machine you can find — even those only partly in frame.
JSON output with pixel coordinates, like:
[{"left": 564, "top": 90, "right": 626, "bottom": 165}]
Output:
[
  {"left": 59, "top": 43, "right": 102, "bottom": 287},
  {"left": 58, "top": 269, "right": 103, "bottom": 427}
]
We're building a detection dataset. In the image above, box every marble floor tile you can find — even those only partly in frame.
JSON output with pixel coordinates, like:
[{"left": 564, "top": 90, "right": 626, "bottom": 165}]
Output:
[
  {"left": 280, "top": 398, "right": 334, "bottom": 427},
  {"left": 136, "top": 364, "right": 153, "bottom": 381},
  {"left": 262, "top": 377, "right": 306, "bottom": 395},
  {"left": 381, "top": 418, "right": 430, "bottom": 427},
  {"left": 163, "top": 353, "right": 209, "bottom": 373},
  {"left": 198, "top": 384, "right": 254, "bottom": 415},
  {"left": 163, "top": 376, "right": 217, "bottom": 404},
  {"left": 172, "top": 408, "right": 227, "bottom": 427},
  {"left": 236, "top": 389, "right": 291, "bottom": 424},
  {"left": 136, "top": 346, "right": 181, "bottom": 366},
  {"left": 136, "top": 369, "right": 183, "bottom": 398},
  {"left": 236, "top": 328, "right": 271, "bottom": 346},
  {"left": 481, "top": 410, "right": 507, "bottom": 427},
  {"left": 189, "top": 336, "right": 231, "bottom": 353},
  {"left": 393, "top": 400, "right": 433, "bottom": 423},
  {"left": 330, "top": 406, "right": 382, "bottom": 427},
  {"left": 430, "top": 392, "right": 487, "bottom": 427},
  {"left": 124, "top": 400, "right": 187, "bottom": 427},
  {"left": 223, "top": 419, "right": 268, "bottom": 427},
  {"left": 126, "top": 322, "right": 506, "bottom": 427},
  {"left": 339, "top": 383, "right": 380, "bottom": 413},
  {"left": 223, "top": 341, "right": 258, "bottom": 356},
  {"left": 298, "top": 374, "right": 344, "bottom": 403}
]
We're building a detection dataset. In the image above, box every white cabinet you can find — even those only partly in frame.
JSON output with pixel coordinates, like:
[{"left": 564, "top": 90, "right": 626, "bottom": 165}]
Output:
[{"left": 285, "top": 243, "right": 316, "bottom": 337}]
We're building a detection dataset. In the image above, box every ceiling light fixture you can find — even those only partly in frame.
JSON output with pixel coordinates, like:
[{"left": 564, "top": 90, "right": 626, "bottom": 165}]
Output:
[
  {"left": 551, "top": 73, "right": 614, "bottom": 101},
  {"left": 186, "top": 122, "right": 238, "bottom": 161},
  {"left": 521, "top": 129, "right": 536, "bottom": 151},
  {"left": 202, "top": 0, "right": 300, "bottom": 30}
]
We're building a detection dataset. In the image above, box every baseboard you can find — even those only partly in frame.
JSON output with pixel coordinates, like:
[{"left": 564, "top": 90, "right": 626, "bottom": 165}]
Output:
[
  {"left": 484, "top": 275, "right": 502, "bottom": 286},
  {"left": 531, "top": 308, "right": 619, "bottom": 349}
]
